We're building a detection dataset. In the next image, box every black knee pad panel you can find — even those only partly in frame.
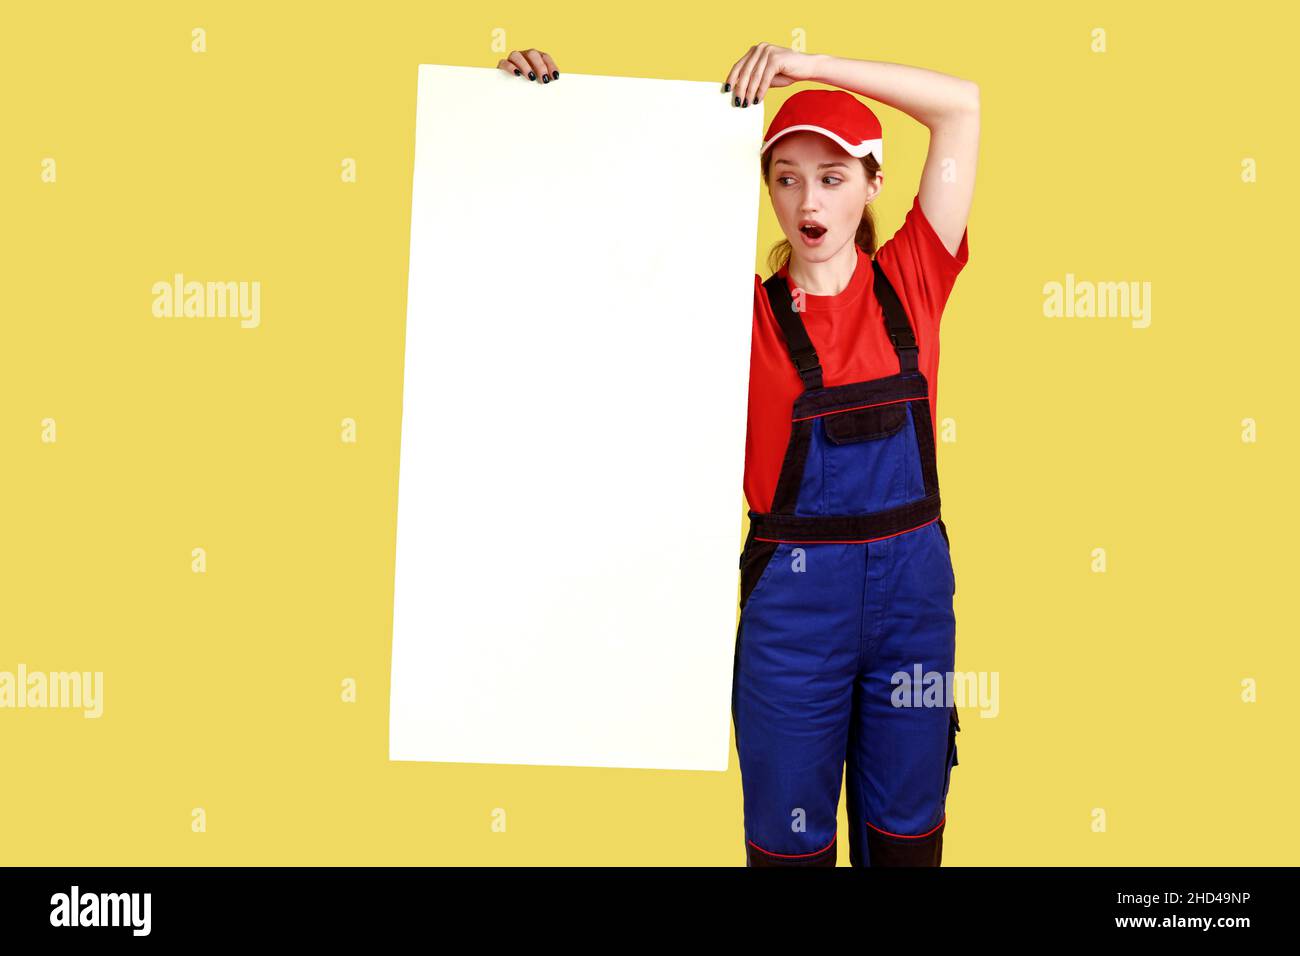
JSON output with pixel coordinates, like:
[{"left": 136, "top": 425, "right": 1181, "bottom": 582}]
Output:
[
  {"left": 746, "top": 837, "right": 837, "bottom": 867},
  {"left": 864, "top": 818, "right": 944, "bottom": 867}
]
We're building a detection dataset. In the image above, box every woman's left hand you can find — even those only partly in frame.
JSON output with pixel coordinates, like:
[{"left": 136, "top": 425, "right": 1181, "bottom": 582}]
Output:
[{"left": 724, "top": 43, "right": 820, "bottom": 107}]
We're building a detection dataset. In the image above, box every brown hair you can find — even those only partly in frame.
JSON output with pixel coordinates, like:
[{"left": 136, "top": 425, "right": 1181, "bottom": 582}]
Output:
[{"left": 760, "top": 150, "right": 882, "bottom": 276}]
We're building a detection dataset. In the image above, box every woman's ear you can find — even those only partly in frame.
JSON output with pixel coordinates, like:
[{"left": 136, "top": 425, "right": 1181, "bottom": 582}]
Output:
[{"left": 870, "top": 171, "right": 884, "bottom": 200}]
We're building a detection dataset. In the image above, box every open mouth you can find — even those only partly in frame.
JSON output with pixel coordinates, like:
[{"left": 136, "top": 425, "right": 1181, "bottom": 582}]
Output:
[{"left": 799, "top": 223, "right": 827, "bottom": 239}]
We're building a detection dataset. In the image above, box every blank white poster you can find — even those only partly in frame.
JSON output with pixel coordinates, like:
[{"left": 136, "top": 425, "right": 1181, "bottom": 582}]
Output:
[{"left": 389, "top": 64, "right": 762, "bottom": 771}]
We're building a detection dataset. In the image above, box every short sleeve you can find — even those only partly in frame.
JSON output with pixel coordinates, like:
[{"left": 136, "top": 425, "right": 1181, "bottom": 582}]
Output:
[{"left": 874, "top": 193, "right": 970, "bottom": 329}]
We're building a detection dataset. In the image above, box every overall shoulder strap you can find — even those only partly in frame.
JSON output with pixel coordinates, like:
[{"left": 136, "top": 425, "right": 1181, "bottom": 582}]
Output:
[
  {"left": 870, "top": 258, "right": 919, "bottom": 372},
  {"left": 762, "top": 272, "right": 823, "bottom": 391}
]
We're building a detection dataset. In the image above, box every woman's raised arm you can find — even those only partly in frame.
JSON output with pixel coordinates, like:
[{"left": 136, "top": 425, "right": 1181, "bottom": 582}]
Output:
[{"left": 727, "top": 45, "right": 979, "bottom": 257}]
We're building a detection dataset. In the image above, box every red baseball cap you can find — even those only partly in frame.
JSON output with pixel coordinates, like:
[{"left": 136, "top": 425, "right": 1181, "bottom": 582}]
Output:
[{"left": 759, "top": 89, "right": 883, "bottom": 164}]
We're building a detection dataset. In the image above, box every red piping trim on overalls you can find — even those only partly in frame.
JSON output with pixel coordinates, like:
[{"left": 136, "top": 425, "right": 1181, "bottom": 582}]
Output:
[
  {"left": 864, "top": 814, "right": 946, "bottom": 839},
  {"left": 747, "top": 833, "right": 837, "bottom": 859},
  {"left": 791, "top": 395, "right": 927, "bottom": 423},
  {"left": 753, "top": 516, "right": 939, "bottom": 546}
]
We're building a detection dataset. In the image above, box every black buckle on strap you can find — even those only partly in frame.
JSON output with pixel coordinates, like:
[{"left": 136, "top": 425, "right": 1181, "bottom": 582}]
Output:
[{"left": 791, "top": 348, "right": 821, "bottom": 373}]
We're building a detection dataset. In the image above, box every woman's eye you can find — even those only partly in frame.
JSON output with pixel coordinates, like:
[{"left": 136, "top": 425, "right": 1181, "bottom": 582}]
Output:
[{"left": 776, "top": 176, "right": 841, "bottom": 186}]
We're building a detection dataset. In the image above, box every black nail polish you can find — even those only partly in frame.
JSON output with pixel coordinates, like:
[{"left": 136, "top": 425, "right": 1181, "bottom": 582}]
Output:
[
  {"left": 742, "top": 99, "right": 748, "bottom": 108},
  {"left": 514, "top": 69, "right": 521, "bottom": 76},
  {"left": 542, "top": 74, "right": 549, "bottom": 83},
  {"left": 724, "top": 82, "right": 731, "bottom": 92},
  {"left": 552, "top": 71, "right": 559, "bottom": 79},
  {"left": 733, "top": 96, "right": 739, "bottom": 106},
  {"left": 529, "top": 71, "right": 536, "bottom": 80}
]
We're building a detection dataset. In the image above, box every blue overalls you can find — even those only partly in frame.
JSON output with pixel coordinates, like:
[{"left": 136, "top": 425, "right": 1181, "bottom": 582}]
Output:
[{"left": 733, "top": 257, "right": 960, "bottom": 867}]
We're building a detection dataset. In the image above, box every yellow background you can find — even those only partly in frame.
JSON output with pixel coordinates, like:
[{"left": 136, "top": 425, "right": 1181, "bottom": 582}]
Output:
[{"left": 2, "top": 0, "right": 1295, "bottom": 865}]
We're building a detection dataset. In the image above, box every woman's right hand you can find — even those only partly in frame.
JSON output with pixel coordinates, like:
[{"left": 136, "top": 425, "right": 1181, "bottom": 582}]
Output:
[{"left": 496, "top": 49, "right": 560, "bottom": 85}]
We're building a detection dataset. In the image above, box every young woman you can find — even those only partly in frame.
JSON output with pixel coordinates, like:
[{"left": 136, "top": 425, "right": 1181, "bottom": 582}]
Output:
[{"left": 497, "top": 45, "right": 978, "bottom": 868}]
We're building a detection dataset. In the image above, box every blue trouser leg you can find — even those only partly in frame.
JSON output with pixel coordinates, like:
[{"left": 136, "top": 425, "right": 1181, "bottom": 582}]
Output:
[
  {"left": 847, "top": 521, "right": 958, "bottom": 866},
  {"left": 733, "top": 541, "right": 865, "bottom": 866}
]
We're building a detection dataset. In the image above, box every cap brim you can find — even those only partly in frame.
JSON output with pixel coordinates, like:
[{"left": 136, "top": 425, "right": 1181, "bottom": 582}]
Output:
[{"left": 759, "top": 125, "right": 882, "bottom": 164}]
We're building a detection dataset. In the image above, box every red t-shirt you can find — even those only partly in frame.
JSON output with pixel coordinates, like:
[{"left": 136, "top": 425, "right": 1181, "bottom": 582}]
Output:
[{"left": 744, "top": 192, "right": 970, "bottom": 514}]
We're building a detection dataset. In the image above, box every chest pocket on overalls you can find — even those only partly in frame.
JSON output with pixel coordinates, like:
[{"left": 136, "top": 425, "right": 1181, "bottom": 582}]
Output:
[
  {"left": 816, "top": 402, "right": 917, "bottom": 513},
  {"left": 822, "top": 403, "right": 908, "bottom": 444}
]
